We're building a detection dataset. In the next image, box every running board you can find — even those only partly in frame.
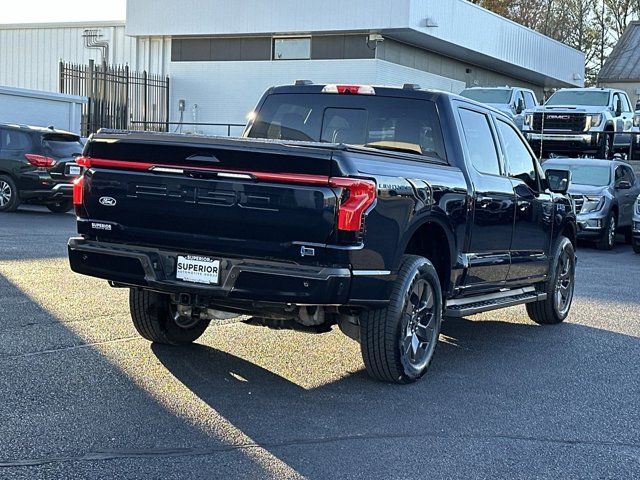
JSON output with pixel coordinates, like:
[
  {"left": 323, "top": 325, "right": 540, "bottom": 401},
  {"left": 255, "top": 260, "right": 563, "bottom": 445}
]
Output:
[{"left": 445, "top": 287, "right": 546, "bottom": 317}]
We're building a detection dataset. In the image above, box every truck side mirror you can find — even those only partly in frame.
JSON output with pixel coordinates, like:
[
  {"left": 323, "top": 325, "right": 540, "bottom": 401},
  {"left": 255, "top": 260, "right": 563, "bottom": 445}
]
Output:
[
  {"left": 516, "top": 98, "right": 525, "bottom": 114},
  {"left": 616, "top": 180, "right": 632, "bottom": 190},
  {"left": 545, "top": 169, "right": 571, "bottom": 194},
  {"left": 615, "top": 99, "right": 622, "bottom": 117}
]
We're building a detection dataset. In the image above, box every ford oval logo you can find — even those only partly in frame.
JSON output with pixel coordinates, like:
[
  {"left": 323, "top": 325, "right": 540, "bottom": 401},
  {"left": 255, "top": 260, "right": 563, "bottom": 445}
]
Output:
[{"left": 99, "top": 196, "right": 117, "bottom": 207}]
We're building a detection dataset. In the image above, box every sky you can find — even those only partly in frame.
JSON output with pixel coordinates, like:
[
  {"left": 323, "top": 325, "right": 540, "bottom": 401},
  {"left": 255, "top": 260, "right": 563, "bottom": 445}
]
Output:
[{"left": 1, "top": 0, "right": 126, "bottom": 24}]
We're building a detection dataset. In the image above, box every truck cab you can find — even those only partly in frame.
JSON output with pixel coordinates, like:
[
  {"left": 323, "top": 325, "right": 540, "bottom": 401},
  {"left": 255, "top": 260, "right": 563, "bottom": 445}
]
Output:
[
  {"left": 459, "top": 86, "right": 539, "bottom": 130},
  {"left": 524, "top": 87, "right": 636, "bottom": 159}
]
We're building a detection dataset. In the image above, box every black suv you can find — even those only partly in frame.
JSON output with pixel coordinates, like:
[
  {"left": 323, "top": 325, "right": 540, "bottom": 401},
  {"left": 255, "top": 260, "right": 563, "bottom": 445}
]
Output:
[{"left": 0, "top": 124, "right": 84, "bottom": 213}]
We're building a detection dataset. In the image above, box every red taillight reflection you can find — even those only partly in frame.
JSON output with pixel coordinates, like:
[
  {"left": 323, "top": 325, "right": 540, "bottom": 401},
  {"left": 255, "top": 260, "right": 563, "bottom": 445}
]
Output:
[
  {"left": 330, "top": 178, "right": 377, "bottom": 232},
  {"left": 322, "top": 84, "right": 376, "bottom": 95},
  {"left": 25, "top": 154, "right": 56, "bottom": 168},
  {"left": 73, "top": 176, "right": 84, "bottom": 206}
]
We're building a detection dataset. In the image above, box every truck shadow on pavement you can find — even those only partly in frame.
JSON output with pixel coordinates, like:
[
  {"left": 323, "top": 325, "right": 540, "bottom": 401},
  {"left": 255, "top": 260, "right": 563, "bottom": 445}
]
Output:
[{"left": 150, "top": 315, "right": 640, "bottom": 478}]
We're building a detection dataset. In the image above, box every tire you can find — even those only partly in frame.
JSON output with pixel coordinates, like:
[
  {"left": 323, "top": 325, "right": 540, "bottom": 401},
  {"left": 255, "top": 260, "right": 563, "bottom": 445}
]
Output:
[
  {"left": 129, "top": 289, "right": 210, "bottom": 345},
  {"left": 623, "top": 226, "right": 634, "bottom": 245},
  {"left": 597, "top": 131, "right": 613, "bottom": 159},
  {"left": 0, "top": 175, "right": 20, "bottom": 212},
  {"left": 631, "top": 137, "right": 640, "bottom": 161},
  {"left": 46, "top": 200, "right": 73, "bottom": 213},
  {"left": 596, "top": 212, "right": 616, "bottom": 250},
  {"left": 526, "top": 236, "right": 575, "bottom": 325},
  {"left": 634, "top": 242, "right": 640, "bottom": 254},
  {"left": 360, "top": 255, "right": 442, "bottom": 384}
]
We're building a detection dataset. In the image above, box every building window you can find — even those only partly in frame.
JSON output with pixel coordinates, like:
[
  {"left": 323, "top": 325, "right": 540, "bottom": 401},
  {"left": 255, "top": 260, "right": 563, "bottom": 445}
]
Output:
[{"left": 273, "top": 38, "right": 311, "bottom": 60}]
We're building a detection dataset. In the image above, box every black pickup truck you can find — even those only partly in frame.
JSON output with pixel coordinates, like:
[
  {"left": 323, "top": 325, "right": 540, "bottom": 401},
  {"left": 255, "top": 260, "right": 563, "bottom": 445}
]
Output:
[{"left": 68, "top": 83, "right": 577, "bottom": 384}]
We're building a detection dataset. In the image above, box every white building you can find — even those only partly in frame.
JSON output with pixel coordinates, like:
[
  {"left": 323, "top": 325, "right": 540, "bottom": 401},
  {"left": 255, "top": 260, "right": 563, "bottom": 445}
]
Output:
[{"left": 0, "top": 0, "right": 585, "bottom": 134}]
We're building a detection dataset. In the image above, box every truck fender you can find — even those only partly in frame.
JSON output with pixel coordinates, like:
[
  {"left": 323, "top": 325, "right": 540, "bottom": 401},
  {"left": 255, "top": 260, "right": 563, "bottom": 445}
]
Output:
[{"left": 393, "top": 212, "right": 457, "bottom": 273}]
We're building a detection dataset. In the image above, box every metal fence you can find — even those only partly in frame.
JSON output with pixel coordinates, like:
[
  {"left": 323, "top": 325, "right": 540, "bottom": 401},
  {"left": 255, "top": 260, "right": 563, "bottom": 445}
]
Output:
[{"left": 60, "top": 60, "right": 169, "bottom": 136}]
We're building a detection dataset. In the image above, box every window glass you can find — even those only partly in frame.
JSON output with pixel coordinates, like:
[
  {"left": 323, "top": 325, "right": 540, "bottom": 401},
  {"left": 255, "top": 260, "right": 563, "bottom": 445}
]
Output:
[
  {"left": 42, "top": 134, "right": 84, "bottom": 158},
  {"left": 620, "top": 166, "right": 635, "bottom": 184},
  {"left": 321, "top": 109, "right": 367, "bottom": 144},
  {"left": 273, "top": 38, "right": 311, "bottom": 60},
  {"left": 620, "top": 94, "right": 632, "bottom": 113},
  {"left": 458, "top": 109, "right": 501, "bottom": 175},
  {"left": 523, "top": 91, "right": 537, "bottom": 109},
  {"left": 248, "top": 94, "right": 447, "bottom": 161},
  {"left": 543, "top": 164, "right": 610, "bottom": 187},
  {"left": 460, "top": 89, "right": 511, "bottom": 104},
  {"left": 0, "top": 129, "right": 32, "bottom": 153},
  {"left": 546, "top": 90, "right": 610, "bottom": 107},
  {"left": 496, "top": 119, "right": 538, "bottom": 190}
]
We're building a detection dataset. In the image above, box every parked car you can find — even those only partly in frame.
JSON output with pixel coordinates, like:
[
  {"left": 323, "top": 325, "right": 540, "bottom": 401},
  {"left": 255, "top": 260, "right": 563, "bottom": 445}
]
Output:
[
  {"left": 68, "top": 83, "right": 577, "bottom": 384},
  {"left": 460, "top": 86, "right": 539, "bottom": 130},
  {"left": 523, "top": 88, "right": 636, "bottom": 159},
  {"left": 542, "top": 158, "right": 640, "bottom": 250},
  {"left": 633, "top": 194, "right": 640, "bottom": 254},
  {"left": 0, "top": 124, "right": 84, "bottom": 213}
]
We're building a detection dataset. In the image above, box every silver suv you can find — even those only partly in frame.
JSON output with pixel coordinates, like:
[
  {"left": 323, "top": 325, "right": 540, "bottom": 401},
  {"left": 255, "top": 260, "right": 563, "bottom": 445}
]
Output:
[
  {"left": 460, "top": 86, "right": 539, "bottom": 130},
  {"left": 523, "top": 88, "right": 636, "bottom": 159}
]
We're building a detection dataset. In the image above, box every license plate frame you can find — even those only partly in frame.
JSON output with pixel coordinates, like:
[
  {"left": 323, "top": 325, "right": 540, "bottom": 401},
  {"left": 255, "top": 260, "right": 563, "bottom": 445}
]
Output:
[
  {"left": 67, "top": 164, "right": 81, "bottom": 176},
  {"left": 176, "top": 255, "right": 220, "bottom": 285}
]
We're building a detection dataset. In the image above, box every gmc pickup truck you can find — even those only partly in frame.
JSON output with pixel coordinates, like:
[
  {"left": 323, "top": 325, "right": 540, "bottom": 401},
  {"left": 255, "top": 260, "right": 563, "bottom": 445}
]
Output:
[
  {"left": 68, "top": 83, "right": 577, "bottom": 384},
  {"left": 523, "top": 87, "right": 636, "bottom": 159}
]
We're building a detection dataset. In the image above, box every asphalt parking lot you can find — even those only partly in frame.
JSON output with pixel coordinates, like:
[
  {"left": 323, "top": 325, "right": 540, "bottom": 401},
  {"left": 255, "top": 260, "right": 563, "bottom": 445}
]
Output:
[{"left": 0, "top": 207, "right": 639, "bottom": 479}]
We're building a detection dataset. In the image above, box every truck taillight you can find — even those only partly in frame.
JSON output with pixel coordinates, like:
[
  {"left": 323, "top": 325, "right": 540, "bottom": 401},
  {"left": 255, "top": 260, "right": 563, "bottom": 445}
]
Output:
[
  {"left": 76, "top": 156, "right": 91, "bottom": 168},
  {"left": 330, "top": 178, "right": 377, "bottom": 232},
  {"left": 322, "top": 84, "right": 376, "bottom": 95},
  {"left": 24, "top": 154, "right": 56, "bottom": 168},
  {"left": 73, "top": 176, "right": 84, "bottom": 206}
]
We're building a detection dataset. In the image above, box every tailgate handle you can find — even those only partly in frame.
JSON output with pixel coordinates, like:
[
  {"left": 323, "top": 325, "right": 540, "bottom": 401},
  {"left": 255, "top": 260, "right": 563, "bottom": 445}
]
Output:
[{"left": 186, "top": 154, "right": 220, "bottom": 163}]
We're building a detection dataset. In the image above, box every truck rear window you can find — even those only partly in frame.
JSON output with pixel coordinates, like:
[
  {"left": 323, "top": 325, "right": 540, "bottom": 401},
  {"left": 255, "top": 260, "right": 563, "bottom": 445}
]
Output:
[
  {"left": 42, "top": 134, "right": 84, "bottom": 158},
  {"left": 247, "top": 93, "right": 447, "bottom": 162}
]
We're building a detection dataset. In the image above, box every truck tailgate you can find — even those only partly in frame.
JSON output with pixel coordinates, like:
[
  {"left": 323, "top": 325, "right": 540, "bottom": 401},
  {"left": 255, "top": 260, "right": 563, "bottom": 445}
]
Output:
[{"left": 77, "top": 133, "right": 343, "bottom": 260}]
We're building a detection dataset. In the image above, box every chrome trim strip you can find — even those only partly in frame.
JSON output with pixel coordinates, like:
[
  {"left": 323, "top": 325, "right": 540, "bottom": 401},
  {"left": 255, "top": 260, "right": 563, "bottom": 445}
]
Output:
[
  {"left": 52, "top": 183, "right": 73, "bottom": 191},
  {"left": 352, "top": 270, "right": 392, "bottom": 276}
]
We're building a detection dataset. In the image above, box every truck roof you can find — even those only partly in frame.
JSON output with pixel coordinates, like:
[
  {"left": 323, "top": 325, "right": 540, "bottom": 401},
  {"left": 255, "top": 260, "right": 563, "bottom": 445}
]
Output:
[{"left": 266, "top": 83, "right": 512, "bottom": 121}]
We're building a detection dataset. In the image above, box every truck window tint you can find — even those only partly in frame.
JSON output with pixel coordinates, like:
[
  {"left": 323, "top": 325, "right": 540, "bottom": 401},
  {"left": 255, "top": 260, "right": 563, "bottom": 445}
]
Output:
[
  {"left": 248, "top": 93, "right": 446, "bottom": 161},
  {"left": 321, "top": 108, "right": 367, "bottom": 144},
  {"left": 496, "top": 119, "right": 538, "bottom": 190},
  {"left": 458, "top": 108, "right": 501, "bottom": 176}
]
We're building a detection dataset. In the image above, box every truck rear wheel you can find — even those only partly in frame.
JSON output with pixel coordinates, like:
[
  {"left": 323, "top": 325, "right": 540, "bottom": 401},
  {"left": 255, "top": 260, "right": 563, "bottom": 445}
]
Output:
[
  {"left": 360, "top": 255, "right": 442, "bottom": 384},
  {"left": 526, "top": 237, "right": 575, "bottom": 325},
  {"left": 129, "top": 289, "right": 210, "bottom": 345}
]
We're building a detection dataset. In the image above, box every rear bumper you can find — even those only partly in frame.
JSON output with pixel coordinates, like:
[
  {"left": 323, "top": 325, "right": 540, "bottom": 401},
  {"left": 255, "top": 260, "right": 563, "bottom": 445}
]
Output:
[
  {"left": 68, "top": 237, "right": 358, "bottom": 307},
  {"left": 21, "top": 183, "right": 73, "bottom": 202}
]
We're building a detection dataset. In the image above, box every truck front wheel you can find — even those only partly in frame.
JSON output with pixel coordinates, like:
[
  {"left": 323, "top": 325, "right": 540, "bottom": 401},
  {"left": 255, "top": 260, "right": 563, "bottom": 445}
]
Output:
[
  {"left": 360, "top": 255, "right": 442, "bottom": 384},
  {"left": 129, "top": 289, "right": 210, "bottom": 345},
  {"left": 526, "top": 237, "right": 575, "bottom": 325}
]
